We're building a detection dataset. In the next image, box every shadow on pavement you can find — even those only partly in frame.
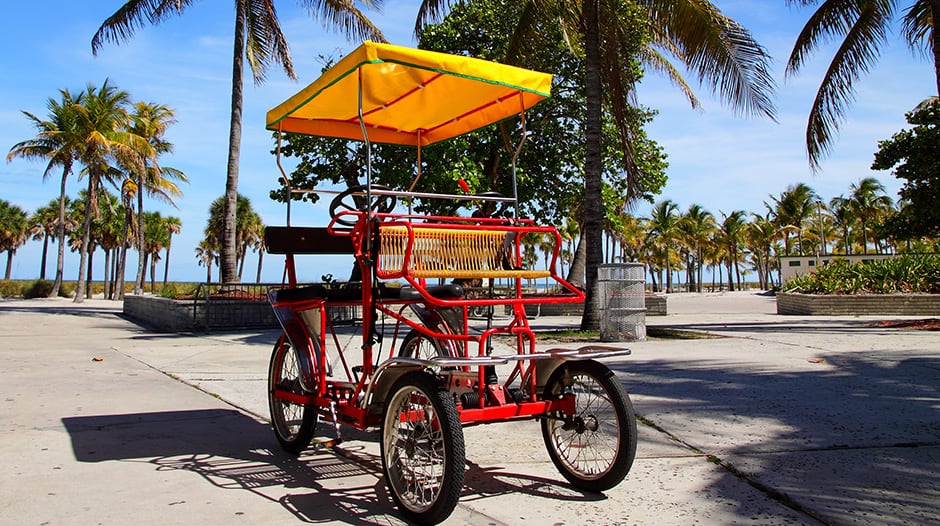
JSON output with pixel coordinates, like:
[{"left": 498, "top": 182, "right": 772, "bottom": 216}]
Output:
[
  {"left": 610, "top": 353, "right": 940, "bottom": 525},
  {"left": 61, "top": 408, "right": 600, "bottom": 524}
]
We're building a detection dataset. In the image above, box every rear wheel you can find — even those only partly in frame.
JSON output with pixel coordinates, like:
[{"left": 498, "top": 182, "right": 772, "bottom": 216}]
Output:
[
  {"left": 268, "top": 338, "right": 317, "bottom": 455},
  {"left": 381, "top": 371, "right": 465, "bottom": 525},
  {"left": 399, "top": 329, "right": 449, "bottom": 361},
  {"left": 540, "top": 359, "right": 637, "bottom": 492}
]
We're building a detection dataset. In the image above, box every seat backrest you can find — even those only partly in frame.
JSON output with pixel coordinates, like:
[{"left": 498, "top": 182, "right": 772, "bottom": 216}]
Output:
[{"left": 264, "top": 226, "right": 354, "bottom": 255}]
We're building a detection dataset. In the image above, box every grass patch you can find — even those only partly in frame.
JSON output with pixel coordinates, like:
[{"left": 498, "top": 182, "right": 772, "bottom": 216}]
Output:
[{"left": 646, "top": 327, "right": 724, "bottom": 340}]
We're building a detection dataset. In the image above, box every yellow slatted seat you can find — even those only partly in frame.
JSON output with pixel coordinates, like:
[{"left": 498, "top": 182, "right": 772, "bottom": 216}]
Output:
[{"left": 378, "top": 225, "right": 551, "bottom": 280}]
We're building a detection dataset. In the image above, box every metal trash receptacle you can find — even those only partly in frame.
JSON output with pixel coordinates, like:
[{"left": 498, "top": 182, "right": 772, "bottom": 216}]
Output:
[{"left": 597, "top": 263, "right": 646, "bottom": 341}]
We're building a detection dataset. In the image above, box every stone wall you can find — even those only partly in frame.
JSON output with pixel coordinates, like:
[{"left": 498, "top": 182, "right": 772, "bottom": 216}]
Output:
[
  {"left": 123, "top": 295, "right": 277, "bottom": 332},
  {"left": 776, "top": 292, "right": 940, "bottom": 316}
]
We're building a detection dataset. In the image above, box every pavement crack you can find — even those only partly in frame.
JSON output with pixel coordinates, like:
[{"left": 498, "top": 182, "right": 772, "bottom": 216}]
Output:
[{"left": 636, "top": 412, "right": 832, "bottom": 526}]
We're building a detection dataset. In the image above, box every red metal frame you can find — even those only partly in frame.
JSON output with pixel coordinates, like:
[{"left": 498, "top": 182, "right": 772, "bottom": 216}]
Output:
[{"left": 269, "top": 208, "right": 596, "bottom": 431}]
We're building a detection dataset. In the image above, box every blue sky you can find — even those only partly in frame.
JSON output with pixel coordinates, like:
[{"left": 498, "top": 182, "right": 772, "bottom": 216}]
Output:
[{"left": 1, "top": 1, "right": 935, "bottom": 284}]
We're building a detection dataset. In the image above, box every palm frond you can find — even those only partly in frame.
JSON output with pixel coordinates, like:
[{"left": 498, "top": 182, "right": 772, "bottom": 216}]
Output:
[
  {"left": 92, "top": 0, "right": 195, "bottom": 55},
  {"left": 641, "top": 0, "right": 777, "bottom": 119},
  {"left": 901, "top": 0, "right": 933, "bottom": 56},
  {"left": 803, "top": 0, "right": 894, "bottom": 170}
]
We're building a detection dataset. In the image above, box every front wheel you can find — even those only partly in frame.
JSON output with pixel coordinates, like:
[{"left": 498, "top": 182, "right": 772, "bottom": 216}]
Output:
[
  {"left": 381, "top": 371, "right": 465, "bottom": 525},
  {"left": 268, "top": 338, "right": 317, "bottom": 455},
  {"left": 541, "top": 359, "right": 637, "bottom": 492}
]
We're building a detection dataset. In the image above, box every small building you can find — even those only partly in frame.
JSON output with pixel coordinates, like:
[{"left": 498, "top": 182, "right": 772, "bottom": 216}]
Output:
[{"left": 778, "top": 253, "right": 900, "bottom": 283}]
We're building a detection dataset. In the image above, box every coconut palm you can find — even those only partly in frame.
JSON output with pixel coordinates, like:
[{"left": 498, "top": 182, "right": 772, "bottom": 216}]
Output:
[
  {"left": 140, "top": 211, "right": 172, "bottom": 291},
  {"left": 127, "top": 101, "right": 187, "bottom": 295},
  {"left": 848, "top": 176, "right": 894, "bottom": 253},
  {"left": 767, "top": 183, "right": 818, "bottom": 255},
  {"left": 195, "top": 239, "right": 218, "bottom": 285},
  {"left": 70, "top": 80, "right": 155, "bottom": 302},
  {"left": 204, "top": 194, "right": 265, "bottom": 279},
  {"left": 7, "top": 89, "right": 84, "bottom": 296},
  {"left": 829, "top": 194, "right": 856, "bottom": 254},
  {"left": 746, "top": 213, "right": 778, "bottom": 290},
  {"left": 786, "top": 0, "right": 940, "bottom": 170},
  {"left": 0, "top": 200, "right": 30, "bottom": 280},
  {"left": 678, "top": 204, "right": 716, "bottom": 293},
  {"left": 162, "top": 216, "right": 182, "bottom": 286},
  {"left": 29, "top": 200, "right": 75, "bottom": 281},
  {"left": 645, "top": 199, "right": 681, "bottom": 293},
  {"left": 716, "top": 210, "right": 748, "bottom": 291},
  {"left": 418, "top": 0, "right": 776, "bottom": 328},
  {"left": 93, "top": 0, "right": 386, "bottom": 286}
]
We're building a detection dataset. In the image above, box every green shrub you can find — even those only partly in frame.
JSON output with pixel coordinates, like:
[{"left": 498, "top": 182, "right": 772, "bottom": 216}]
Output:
[
  {"left": 783, "top": 255, "right": 940, "bottom": 294},
  {"left": 23, "top": 280, "right": 55, "bottom": 299},
  {"left": 0, "top": 280, "right": 23, "bottom": 298},
  {"left": 58, "top": 282, "right": 75, "bottom": 298},
  {"left": 158, "top": 282, "right": 199, "bottom": 299}
]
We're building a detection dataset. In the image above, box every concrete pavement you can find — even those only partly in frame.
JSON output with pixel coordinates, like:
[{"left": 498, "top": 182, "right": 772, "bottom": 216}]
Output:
[{"left": 1, "top": 292, "right": 937, "bottom": 525}]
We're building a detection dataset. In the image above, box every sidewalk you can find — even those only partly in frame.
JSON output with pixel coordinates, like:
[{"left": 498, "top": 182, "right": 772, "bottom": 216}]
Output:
[{"left": 0, "top": 293, "right": 937, "bottom": 525}]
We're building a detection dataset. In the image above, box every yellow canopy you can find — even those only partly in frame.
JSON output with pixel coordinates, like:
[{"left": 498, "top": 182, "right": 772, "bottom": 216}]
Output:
[{"left": 266, "top": 41, "right": 552, "bottom": 147}]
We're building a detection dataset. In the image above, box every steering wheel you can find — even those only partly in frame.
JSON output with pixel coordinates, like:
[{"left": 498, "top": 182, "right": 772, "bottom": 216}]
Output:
[
  {"left": 472, "top": 191, "right": 510, "bottom": 218},
  {"left": 329, "top": 185, "right": 398, "bottom": 227}
]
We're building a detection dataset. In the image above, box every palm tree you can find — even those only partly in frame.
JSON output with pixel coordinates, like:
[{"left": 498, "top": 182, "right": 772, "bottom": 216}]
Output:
[
  {"left": 746, "top": 213, "right": 778, "bottom": 290},
  {"left": 29, "top": 200, "right": 69, "bottom": 281},
  {"left": 204, "top": 194, "right": 265, "bottom": 280},
  {"left": 195, "top": 239, "right": 218, "bottom": 285},
  {"left": 162, "top": 216, "right": 182, "bottom": 286},
  {"left": 829, "top": 194, "right": 856, "bottom": 254},
  {"left": 69, "top": 80, "right": 155, "bottom": 303},
  {"left": 418, "top": 0, "right": 776, "bottom": 328},
  {"left": 767, "top": 183, "right": 818, "bottom": 255},
  {"left": 141, "top": 211, "right": 172, "bottom": 291},
  {"left": 127, "top": 101, "right": 187, "bottom": 295},
  {"left": 678, "top": 204, "right": 716, "bottom": 293},
  {"left": 92, "top": 0, "right": 386, "bottom": 287},
  {"left": 0, "top": 200, "right": 30, "bottom": 280},
  {"left": 716, "top": 210, "right": 747, "bottom": 291},
  {"left": 848, "top": 176, "right": 893, "bottom": 253},
  {"left": 786, "top": 0, "right": 940, "bottom": 170},
  {"left": 645, "top": 199, "right": 680, "bottom": 293},
  {"left": 7, "top": 89, "right": 84, "bottom": 296}
]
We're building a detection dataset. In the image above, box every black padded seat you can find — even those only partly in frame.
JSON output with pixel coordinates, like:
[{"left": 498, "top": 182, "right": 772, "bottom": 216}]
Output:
[{"left": 398, "top": 284, "right": 464, "bottom": 301}]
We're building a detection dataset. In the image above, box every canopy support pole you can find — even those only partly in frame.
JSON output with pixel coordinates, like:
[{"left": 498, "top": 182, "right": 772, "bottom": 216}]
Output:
[
  {"left": 510, "top": 93, "right": 527, "bottom": 220},
  {"left": 275, "top": 129, "right": 292, "bottom": 227}
]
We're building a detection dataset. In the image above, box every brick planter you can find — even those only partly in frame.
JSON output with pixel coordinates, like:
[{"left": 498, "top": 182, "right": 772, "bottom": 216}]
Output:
[{"left": 776, "top": 292, "right": 940, "bottom": 316}]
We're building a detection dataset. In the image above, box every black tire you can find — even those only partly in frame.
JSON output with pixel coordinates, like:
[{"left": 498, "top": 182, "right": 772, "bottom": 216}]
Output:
[
  {"left": 268, "top": 338, "right": 318, "bottom": 455},
  {"left": 540, "top": 359, "right": 637, "bottom": 492},
  {"left": 399, "top": 329, "right": 450, "bottom": 361},
  {"left": 381, "top": 371, "right": 465, "bottom": 525}
]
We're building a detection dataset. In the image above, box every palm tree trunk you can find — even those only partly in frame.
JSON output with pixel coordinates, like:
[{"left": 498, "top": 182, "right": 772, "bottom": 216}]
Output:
[
  {"left": 135, "top": 180, "right": 146, "bottom": 295},
  {"left": 115, "top": 216, "right": 129, "bottom": 300},
  {"left": 220, "top": 1, "right": 246, "bottom": 286},
  {"left": 86, "top": 245, "right": 95, "bottom": 300},
  {"left": 255, "top": 246, "right": 264, "bottom": 284},
  {"left": 74, "top": 178, "right": 95, "bottom": 303},
  {"left": 4, "top": 250, "right": 13, "bottom": 280},
  {"left": 150, "top": 253, "right": 157, "bottom": 292},
  {"left": 163, "top": 236, "right": 173, "bottom": 286},
  {"left": 103, "top": 248, "right": 111, "bottom": 300},
  {"left": 580, "top": 0, "right": 603, "bottom": 331},
  {"left": 566, "top": 235, "right": 586, "bottom": 288},
  {"left": 52, "top": 172, "right": 68, "bottom": 297},
  {"left": 39, "top": 236, "right": 49, "bottom": 280}
]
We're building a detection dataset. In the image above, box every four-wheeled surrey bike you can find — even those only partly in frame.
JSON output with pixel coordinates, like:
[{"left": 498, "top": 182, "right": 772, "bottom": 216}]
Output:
[{"left": 263, "top": 41, "right": 637, "bottom": 524}]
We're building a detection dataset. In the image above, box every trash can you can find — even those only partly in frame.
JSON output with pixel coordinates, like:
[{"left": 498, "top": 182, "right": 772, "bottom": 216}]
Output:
[{"left": 597, "top": 263, "right": 646, "bottom": 341}]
